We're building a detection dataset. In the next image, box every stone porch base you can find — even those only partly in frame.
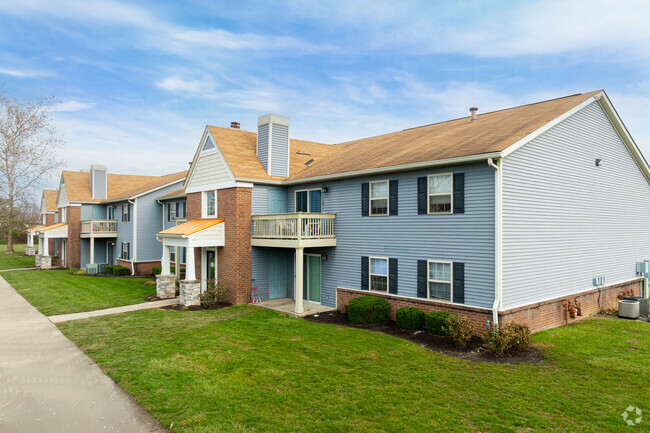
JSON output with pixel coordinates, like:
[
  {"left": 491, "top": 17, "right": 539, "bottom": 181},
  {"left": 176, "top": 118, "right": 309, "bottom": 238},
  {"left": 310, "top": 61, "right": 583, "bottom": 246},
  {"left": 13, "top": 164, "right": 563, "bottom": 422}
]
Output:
[{"left": 25, "top": 246, "right": 35, "bottom": 256}]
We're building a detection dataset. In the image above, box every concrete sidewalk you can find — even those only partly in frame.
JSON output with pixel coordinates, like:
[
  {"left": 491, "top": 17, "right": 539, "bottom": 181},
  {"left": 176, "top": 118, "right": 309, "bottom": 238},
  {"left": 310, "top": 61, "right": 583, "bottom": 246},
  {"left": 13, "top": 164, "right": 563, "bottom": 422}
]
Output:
[
  {"left": 48, "top": 298, "right": 178, "bottom": 323},
  {"left": 0, "top": 275, "right": 167, "bottom": 433}
]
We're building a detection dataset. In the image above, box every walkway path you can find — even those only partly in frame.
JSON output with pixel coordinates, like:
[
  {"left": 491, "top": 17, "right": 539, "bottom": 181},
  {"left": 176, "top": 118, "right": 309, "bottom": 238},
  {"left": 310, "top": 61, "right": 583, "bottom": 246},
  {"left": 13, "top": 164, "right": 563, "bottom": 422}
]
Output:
[
  {"left": 0, "top": 267, "right": 38, "bottom": 272},
  {"left": 48, "top": 298, "right": 178, "bottom": 323},
  {"left": 0, "top": 275, "right": 167, "bottom": 433}
]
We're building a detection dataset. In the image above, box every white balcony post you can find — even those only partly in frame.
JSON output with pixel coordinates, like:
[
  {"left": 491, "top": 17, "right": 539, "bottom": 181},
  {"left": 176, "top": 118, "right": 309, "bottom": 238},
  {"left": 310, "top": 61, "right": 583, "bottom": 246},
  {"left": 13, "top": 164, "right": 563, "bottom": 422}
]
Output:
[
  {"left": 43, "top": 236, "right": 49, "bottom": 256},
  {"left": 295, "top": 247, "right": 304, "bottom": 314},
  {"left": 37, "top": 236, "right": 42, "bottom": 255},
  {"left": 185, "top": 247, "right": 195, "bottom": 280},
  {"left": 27, "top": 233, "right": 33, "bottom": 247},
  {"left": 174, "top": 246, "right": 180, "bottom": 280},
  {"left": 89, "top": 237, "right": 95, "bottom": 264},
  {"left": 161, "top": 244, "right": 171, "bottom": 275}
]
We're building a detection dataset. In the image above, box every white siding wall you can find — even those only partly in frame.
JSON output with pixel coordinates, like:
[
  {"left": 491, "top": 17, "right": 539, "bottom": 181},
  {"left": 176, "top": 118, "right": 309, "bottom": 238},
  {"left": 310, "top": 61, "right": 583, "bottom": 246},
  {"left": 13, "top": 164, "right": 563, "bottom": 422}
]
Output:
[
  {"left": 187, "top": 151, "right": 231, "bottom": 189},
  {"left": 502, "top": 101, "right": 650, "bottom": 309},
  {"left": 58, "top": 183, "right": 69, "bottom": 207}
]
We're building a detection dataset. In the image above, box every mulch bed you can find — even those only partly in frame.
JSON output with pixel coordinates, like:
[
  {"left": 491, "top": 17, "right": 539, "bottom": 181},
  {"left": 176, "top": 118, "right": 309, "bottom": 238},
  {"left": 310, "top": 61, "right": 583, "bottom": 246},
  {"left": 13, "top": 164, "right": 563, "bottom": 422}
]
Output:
[
  {"left": 159, "top": 302, "right": 232, "bottom": 311},
  {"left": 304, "top": 311, "right": 544, "bottom": 364}
]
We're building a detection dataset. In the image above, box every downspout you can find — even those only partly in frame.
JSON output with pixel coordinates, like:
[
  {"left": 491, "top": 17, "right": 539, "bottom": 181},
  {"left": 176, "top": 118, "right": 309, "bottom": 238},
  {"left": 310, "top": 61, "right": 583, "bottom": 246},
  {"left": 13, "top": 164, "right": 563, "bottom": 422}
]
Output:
[
  {"left": 487, "top": 157, "right": 502, "bottom": 326},
  {"left": 128, "top": 198, "right": 138, "bottom": 276}
]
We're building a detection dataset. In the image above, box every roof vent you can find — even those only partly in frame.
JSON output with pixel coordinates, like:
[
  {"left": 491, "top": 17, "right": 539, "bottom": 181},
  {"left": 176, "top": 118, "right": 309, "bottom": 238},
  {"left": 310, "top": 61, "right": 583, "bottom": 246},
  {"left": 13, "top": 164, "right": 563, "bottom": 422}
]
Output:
[
  {"left": 230, "top": 121, "right": 240, "bottom": 129},
  {"left": 470, "top": 107, "right": 478, "bottom": 122}
]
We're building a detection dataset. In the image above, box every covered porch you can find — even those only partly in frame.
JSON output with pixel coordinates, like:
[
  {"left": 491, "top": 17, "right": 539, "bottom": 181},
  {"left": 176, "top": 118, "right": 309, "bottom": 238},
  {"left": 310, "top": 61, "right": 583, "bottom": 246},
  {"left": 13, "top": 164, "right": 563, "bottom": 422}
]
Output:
[
  {"left": 255, "top": 297, "right": 335, "bottom": 318},
  {"left": 25, "top": 225, "right": 47, "bottom": 256},
  {"left": 34, "top": 223, "right": 68, "bottom": 269},
  {"left": 156, "top": 219, "right": 225, "bottom": 306}
]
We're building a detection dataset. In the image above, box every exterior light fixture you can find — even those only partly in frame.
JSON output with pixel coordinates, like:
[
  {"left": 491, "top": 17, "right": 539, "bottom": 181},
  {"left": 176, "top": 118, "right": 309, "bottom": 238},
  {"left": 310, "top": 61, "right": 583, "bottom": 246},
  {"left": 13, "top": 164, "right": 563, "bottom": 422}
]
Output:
[
  {"left": 321, "top": 185, "right": 328, "bottom": 193},
  {"left": 595, "top": 158, "right": 603, "bottom": 167}
]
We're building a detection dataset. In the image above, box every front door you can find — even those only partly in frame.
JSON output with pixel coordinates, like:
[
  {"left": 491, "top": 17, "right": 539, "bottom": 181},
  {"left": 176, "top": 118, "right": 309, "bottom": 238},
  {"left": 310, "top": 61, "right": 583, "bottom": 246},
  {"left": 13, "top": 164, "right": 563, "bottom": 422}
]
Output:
[
  {"left": 107, "top": 242, "right": 114, "bottom": 265},
  {"left": 268, "top": 254, "right": 286, "bottom": 299},
  {"left": 302, "top": 255, "right": 321, "bottom": 303},
  {"left": 206, "top": 250, "right": 216, "bottom": 282}
]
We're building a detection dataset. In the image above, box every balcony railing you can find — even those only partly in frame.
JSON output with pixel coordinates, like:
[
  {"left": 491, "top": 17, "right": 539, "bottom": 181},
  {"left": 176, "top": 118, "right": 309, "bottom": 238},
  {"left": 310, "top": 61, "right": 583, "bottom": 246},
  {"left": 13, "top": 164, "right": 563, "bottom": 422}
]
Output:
[
  {"left": 80, "top": 219, "right": 118, "bottom": 237},
  {"left": 252, "top": 213, "right": 336, "bottom": 240}
]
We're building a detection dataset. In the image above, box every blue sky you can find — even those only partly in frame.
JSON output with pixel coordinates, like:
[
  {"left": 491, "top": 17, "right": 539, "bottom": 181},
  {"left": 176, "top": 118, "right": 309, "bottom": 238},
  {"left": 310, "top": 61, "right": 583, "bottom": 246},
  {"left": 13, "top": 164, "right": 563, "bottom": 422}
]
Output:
[{"left": 1, "top": 0, "right": 650, "bottom": 189}]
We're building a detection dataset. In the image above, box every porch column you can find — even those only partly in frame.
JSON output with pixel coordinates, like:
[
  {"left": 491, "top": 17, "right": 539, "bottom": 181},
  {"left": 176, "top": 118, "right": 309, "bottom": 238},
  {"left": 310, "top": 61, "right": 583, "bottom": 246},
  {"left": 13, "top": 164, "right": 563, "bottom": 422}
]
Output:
[
  {"left": 27, "top": 233, "right": 33, "bottom": 247},
  {"left": 161, "top": 244, "right": 171, "bottom": 275},
  {"left": 89, "top": 237, "right": 95, "bottom": 264},
  {"left": 295, "top": 247, "right": 304, "bottom": 314},
  {"left": 43, "top": 236, "right": 49, "bottom": 256},
  {"left": 174, "top": 246, "right": 180, "bottom": 280},
  {"left": 185, "top": 246, "right": 195, "bottom": 280},
  {"left": 37, "top": 236, "right": 42, "bottom": 255}
]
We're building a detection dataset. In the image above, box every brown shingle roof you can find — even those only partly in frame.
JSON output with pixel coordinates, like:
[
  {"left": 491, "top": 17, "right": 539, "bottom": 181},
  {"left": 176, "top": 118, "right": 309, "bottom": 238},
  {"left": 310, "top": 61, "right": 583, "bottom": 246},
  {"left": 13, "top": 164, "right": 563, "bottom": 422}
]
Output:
[
  {"left": 157, "top": 188, "right": 186, "bottom": 200},
  {"left": 207, "top": 126, "right": 337, "bottom": 181},
  {"left": 43, "top": 190, "right": 58, "bottom": 212},
  {"left": 62, "top": 170, "right": 187, "bottom": 203},
  {"left": 286, "top": 91, "right": 602, "bottom": 181}
]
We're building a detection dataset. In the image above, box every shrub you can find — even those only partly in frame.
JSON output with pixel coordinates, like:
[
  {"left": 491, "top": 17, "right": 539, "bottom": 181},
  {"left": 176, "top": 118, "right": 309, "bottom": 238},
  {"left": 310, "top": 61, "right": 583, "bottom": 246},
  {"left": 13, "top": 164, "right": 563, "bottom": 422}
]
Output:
[
  {"left": 395, "top": 307, "right": 425, "bottom": 330},
  {"left": 347, "top": 296, "right": 390, "bottom": 325},
  {"left": 104, "top": 265, "right": 115, "bottom": 274},
  {"left": 444, "top": 315, "right": 475, "bottom": 347},
  {"left": 112, "top": 266, "right": 130, "bottom": 276},
  {"left": 200, "top": 280, "right": 230, "bottom": 308},
  {"left": 482, "top": 322, "right": 531, "bottom": 356},
  {"left": 425, "top": 311, "right": 455, "bottom": 336}
]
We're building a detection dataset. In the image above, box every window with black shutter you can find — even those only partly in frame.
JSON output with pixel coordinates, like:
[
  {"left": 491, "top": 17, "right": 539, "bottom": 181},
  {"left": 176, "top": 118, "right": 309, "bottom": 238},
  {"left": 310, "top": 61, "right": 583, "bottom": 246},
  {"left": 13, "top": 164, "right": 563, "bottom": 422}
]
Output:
[
  {"left": 453, "top": 262, "right": 465, "bottom": 304},
  {"left": 361, "top": 183, "right": 369, "bottom": 216},
  {"left": 361, "top": 256, "right": 369, "bottom": 290},
  {"left": 389, "top": 258, "right": 398, "bottom": 294}
]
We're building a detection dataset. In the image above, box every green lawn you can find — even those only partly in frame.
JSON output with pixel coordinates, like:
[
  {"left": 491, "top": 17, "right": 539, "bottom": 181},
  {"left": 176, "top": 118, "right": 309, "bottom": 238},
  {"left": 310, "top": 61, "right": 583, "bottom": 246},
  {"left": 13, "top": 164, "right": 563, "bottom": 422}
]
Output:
[
  {"left": 0, "top": 243, "right": 34, "bottom": 270},
  {"left": 3, "top": 269, "right": 155, "bottom": 315},
  {"left": 57, "top": 307, "right": 650, "bottom": 432}
]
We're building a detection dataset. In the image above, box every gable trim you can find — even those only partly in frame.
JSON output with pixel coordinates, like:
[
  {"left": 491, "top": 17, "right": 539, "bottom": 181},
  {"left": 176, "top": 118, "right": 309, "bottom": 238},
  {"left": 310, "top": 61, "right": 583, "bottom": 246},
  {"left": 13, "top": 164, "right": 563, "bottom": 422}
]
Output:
[{"left": 183, "top": 126, "right": 236, "bottom": 191}]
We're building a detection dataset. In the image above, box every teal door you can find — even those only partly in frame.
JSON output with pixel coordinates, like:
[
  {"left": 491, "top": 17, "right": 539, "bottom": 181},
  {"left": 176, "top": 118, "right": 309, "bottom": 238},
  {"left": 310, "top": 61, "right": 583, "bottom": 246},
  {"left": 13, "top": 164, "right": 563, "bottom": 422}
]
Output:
[
  {"left": 302, "top": 255, "right": 321, "bottom": 303},
  {"left": 268, "top": 190, "right": 286, "bottom": 214},
  {"left": 269, "top": 254, "right": 286, "bottom": 299}
]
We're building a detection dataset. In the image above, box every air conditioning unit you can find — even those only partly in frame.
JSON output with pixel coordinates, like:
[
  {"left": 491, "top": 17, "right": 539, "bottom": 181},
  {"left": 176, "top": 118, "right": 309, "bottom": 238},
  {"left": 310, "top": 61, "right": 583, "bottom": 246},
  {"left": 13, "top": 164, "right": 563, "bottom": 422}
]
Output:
[
  {"left": 86, "top": 264, "right": 99, "bottom": 275},
  {"left": 636, "top": 261, "right": 650, "bottom": 275},
  {"left": 624, "top": 296, "right": 649, "bottom": 317},
  {"left": 97, "top": 263, "right": 106, "bottom": 274},
  {"left": 619, "top": 299, "right": 640, "bottom": 319}
]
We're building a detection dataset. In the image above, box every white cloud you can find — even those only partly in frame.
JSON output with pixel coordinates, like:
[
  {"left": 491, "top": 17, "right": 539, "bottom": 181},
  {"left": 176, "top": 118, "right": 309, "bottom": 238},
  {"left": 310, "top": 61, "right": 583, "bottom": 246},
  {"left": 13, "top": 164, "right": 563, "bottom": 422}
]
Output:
[
  {"left": 51, "top": 100, "right": 96, "bottom": 112},
  {"left": 0, "top": 67, "right": 54, "bottom": 78},
  {"left": 155, "top": 76, "right": 210, "bottom": 93}
]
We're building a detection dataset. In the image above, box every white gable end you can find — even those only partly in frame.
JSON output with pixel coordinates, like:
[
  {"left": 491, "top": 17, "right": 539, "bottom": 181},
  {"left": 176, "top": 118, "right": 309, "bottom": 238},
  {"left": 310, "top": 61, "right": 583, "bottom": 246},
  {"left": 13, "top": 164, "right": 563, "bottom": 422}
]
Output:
[{"left": 185, "top": 130, "right": 236, "bottom": 193}]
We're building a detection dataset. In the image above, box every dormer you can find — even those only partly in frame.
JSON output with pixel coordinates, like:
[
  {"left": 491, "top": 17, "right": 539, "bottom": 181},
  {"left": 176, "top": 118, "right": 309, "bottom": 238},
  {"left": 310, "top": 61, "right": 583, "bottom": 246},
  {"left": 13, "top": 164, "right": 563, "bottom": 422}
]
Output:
[
  {"left": 257, "top": 114, "right": 290, "bottom": 177},
  {"left": 90, "top": 164, "right": 107, "bottom": 200}
]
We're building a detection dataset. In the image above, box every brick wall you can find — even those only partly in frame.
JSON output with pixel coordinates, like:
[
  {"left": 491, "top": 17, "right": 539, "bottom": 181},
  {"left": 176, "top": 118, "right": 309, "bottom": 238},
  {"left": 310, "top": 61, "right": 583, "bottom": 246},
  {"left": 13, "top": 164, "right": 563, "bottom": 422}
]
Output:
[
  {"left": 499, "top": 278, "right": 643, "bottom": 333},
  {"left": 114, "top": 259, "right": 161, "bottom": 276},
  {"left": 66, "top": 206, "right": 81, "bottom": 269},
  {"left": 187, "top": 192, "right": 201, "bottom": 220},
  {"left": 217, "top": 187, "right": 252, "bottom": 305},
  {"left": 337, "top": 277, "right": 644, "bottom": 335},
  {"left": 337, "top": 288, "right": 492, "bottom": 335}
]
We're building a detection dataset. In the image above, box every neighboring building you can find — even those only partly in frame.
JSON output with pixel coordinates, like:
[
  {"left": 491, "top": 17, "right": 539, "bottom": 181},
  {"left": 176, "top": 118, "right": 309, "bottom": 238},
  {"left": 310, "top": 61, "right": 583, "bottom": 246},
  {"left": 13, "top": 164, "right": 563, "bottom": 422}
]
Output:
[
  {"left": 34, "top": 165, "right": 186, "bottom": 274},
  {"left": 157, "top": 90, "right": 650, "bottom": 333},
  {"left": 26, "top": 190, "right": 59, "bottom": 257}
]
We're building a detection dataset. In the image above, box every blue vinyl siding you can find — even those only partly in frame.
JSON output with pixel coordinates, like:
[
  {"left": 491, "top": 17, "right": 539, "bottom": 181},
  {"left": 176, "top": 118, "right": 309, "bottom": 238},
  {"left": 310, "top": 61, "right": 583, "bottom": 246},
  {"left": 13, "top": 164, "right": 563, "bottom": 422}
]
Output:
[
  {"left": 501, "top": 101, "right": 650, "bottom": 309},
  {"left": 251, "top": 247, "right": 292, "bottom": 301},
  {"left": 257, "top": 123, "right": 269, "bottom": 173},
  {"left": 286, "top": 163, "right": 496, "bottom": 309},
  {"left": 270, "top": 124, "right": 289, "bottom": 177},
  {"left": 136, "top": 181, "right": 184, "bottom": 261},
  {"left": 162, "top": 199, "right": 186, "bottom": 231},
  {"left": 251, "top": 185, "right": 287, "bottom": 214}
]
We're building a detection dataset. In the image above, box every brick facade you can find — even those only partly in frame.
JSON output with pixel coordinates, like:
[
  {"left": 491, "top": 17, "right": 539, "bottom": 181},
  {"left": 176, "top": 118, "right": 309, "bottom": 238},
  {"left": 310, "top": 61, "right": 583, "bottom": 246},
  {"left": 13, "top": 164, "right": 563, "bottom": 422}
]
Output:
[
  {"left": 115, "top": 259, "right": 161, "bottom": 276},
  {"left": 217, "top": 187, "right": 252, "bottom": 305},
  {"left": 337, "top": 277, "right": 644, "bottom": 335},
  {"left": 64, "top": 206, "right": 81, "bottom": 269}
]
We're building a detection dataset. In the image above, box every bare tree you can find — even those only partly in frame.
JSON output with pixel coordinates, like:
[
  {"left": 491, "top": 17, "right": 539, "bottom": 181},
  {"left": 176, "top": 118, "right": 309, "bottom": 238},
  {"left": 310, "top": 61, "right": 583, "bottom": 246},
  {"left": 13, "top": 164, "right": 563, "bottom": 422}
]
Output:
[{"left": 0, "top": 91, "right": 63, "bottom": 253}]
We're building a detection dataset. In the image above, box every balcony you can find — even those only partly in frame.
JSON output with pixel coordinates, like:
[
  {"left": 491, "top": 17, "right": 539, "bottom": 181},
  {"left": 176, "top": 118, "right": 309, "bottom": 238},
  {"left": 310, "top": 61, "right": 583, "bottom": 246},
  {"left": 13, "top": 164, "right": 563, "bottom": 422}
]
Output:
[
  {"left": 80, "top": 220, "right": 118, "bottom": 238},
  {"left": 251, "top": 212, "right": 337, "bottom": 248}
]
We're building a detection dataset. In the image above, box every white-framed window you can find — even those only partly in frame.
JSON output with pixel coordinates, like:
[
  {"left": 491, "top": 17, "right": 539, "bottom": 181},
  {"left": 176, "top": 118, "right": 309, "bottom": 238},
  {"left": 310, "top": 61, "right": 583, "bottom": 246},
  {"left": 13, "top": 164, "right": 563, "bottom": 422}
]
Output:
[
  {"left": 121, "top": 242, "right": 130, "bottom": 260},
  {"left": 170, "top": 248, "right": 175, "bottom": 262},
  {"left": 201, "top": 136, "right": 216, "bottom": 153},
  {"left": 41, "top": 215, "right": 46, "bottom": 224},
  {"left": 295, "top": 189, "right": 322, "bottom": 213},
  {"left": 369, "top": 180, "right": 389, "bottom": 216},
  {"left": 203, "top": 190, "right": 217, "bottom": 217},
  {"left": 168, "top": 202, "right": 176, "bottom": 222},
  {"left": 428, "top": 173, "right": 453, "bottom": 214},
  {"left": 61, "top": 207, "right": 67, "bottom": 223},
  {"left": 369, "top": 257, "right": 389, "bottom": 292},
  {"left": 106, "top": 206, "right": 115, "bottom": 220},
  {"left": 428, "top": 261, "right": 452, "bottom": 301}
]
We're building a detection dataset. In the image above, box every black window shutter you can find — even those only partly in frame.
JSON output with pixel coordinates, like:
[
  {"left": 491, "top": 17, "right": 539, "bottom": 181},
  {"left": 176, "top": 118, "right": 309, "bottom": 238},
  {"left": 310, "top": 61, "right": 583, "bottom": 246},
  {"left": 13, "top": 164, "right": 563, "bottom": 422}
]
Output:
[
  {"left": 361, "top": 183, "right": 369, "bottom": 216},
  {"left": 417, "top": 260, "right": 427, "bottom": 298},
  {"left": 453, "top": 173, "right": 465, "bottom": 214},
  {"left": 389, "top": 180, "right": 398, "bottom": 216},
  {"left": 361, "top": 256, "right": 369, "bottom": 290},
  {"left": 167, "top": 203, "right": 172, "bottom": 221},
  {"left": 417, "top": 177, "right": 427, "bottom": 215},
  {"left": 389, "top": 258, "right": 398, "bottom": 294},
  {"left": 127, "top": 243, "right": 131, "bottom": 260},
  {"left": 453, "top": 262, "right": 465, "bottom": 304}
]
